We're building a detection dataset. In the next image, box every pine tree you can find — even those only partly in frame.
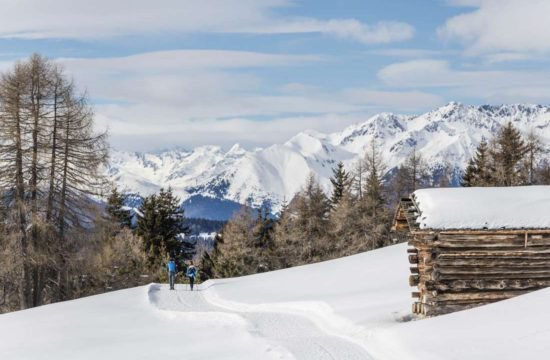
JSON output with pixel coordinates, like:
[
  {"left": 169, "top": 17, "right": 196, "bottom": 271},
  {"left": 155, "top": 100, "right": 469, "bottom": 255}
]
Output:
[
  {"left": 106, "top": 187, "right": 132, "bottom": 228},
  {"left": 137, "top": 188, "right": 193, "bottom": 265},
  {"left": 461, "top": 138, "right": 493, "bottom": 187},
  {"left": 493, "top": 122, "right": 527, "bottom": 186},
  {"left": 329, "top": 161, "right": 351, "bottom": 207},
  {"left": 461, "top": 158, "right": 477, "bottom": 187},
  {"left": 252, "top": 206, "right": 274, "bottom": 250}
]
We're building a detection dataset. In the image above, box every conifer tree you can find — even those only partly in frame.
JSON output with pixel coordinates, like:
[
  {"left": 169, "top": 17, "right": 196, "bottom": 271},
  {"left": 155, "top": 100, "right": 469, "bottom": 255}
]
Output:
[
  {"left": 214, "top": 207, "right": 257, "bottom": 277},
  {"left": 106, "top": 187, "right": 132, "bottom": 228},
  {"left": 272, "top": 199, "right": 297, "bottom": 268},
  {"left": 493, "top": 122, "right": 527, "bottom": 186},
  {"left": 252, "top": 206, "right": 274, "bottom": 250},
  {"left": 461, "top": 138, "right": 493, "bottom": 187},
  {"left": 294, "top": 174, "right": 330, "bottom": 261},
  {"left": 363, "top": 141, "right": 386, "bottom": 220},
  {"left": 137, "top": 188, "right": 193, "bottom": 264},
  {"left": 524, "top": 130, "right": 544, "bottom": 184},
  {"left": 404, "top": 147, "right": 429, "bottom": 191},
  {"left": 329, "top": 161, "right": 351, "bottom": 207}
]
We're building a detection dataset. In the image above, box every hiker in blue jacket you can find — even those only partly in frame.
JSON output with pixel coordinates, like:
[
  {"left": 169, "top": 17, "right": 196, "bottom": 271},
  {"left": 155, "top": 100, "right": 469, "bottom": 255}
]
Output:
[
  {"left": 167, "top": 258, "right": 177, "bottom": 290},
  {"left": 186, "top": 261, "right": 197, "bottom": 291}
]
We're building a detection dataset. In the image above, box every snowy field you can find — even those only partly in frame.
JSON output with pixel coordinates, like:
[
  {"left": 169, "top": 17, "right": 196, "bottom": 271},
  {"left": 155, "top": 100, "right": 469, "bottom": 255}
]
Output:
[{"left": 2, "top": 243, "right": 550, "bottom": 359}]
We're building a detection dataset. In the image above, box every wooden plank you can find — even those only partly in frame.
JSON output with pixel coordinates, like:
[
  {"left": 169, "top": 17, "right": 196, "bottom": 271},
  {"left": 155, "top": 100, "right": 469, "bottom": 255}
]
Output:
[
  {"left": 426, "top": 279, "right": 550, "bottom": 292},
  {"left": 436, "top": 272, "right": 550, "bottom": 281},
  {"left": 437, "top": 266, "right": 550, "bottom": 275},
  {"left": 437, "top": 230, "right": 550, "bottom": 235},
  {"left": 434, "top": 290, "right": 528, "bottom": 302},
  {"left": 437, "top": 250, "right": 550, "bottom": 258},
  {"left": 435, "top": 258, "right": 550, "bottom": 267}
]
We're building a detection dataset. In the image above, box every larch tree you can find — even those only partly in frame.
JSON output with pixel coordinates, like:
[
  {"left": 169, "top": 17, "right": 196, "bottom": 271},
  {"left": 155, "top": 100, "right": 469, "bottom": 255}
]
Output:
[
  {"left": 0, "top": 54, "right": 109, "bottom": 309},
  {"left": 363, "top": 140, "right": 387, "bottom": 220}
]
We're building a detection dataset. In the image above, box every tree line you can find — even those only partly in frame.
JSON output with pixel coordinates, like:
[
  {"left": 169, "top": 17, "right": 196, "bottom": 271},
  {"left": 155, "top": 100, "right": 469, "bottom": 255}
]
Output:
[
  {"left": 462, "top": 122, "right": 550, "bottom": 186},
  {"left": 201, "top": 123, "right": 549, "bottom": 280},
  {"left": 200, "top": 141, "right": 414, "bottom": 279}
]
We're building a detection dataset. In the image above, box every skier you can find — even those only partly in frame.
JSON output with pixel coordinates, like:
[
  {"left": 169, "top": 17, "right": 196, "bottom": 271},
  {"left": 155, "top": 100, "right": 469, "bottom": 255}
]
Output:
[
  {"left": 167, "top": 258, "right": 177, "bottom": 290},
  {"left": 186, "top": 261, "right": 197, "bottom": 291}
]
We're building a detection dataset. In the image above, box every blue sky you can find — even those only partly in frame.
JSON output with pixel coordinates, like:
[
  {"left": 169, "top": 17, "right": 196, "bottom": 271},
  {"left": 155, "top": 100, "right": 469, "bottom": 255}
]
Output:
[{"left": 0, "top": 0, "right": 549, "bottom": 151}]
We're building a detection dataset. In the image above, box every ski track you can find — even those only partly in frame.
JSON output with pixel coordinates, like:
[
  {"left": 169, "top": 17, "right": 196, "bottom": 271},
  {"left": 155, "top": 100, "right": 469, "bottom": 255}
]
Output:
[{"left": 148, "top": 284, "right": 373, "bottom": 360}]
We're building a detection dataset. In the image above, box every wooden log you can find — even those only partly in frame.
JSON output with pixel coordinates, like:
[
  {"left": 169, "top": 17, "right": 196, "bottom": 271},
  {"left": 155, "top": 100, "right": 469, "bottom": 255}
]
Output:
[
  {"left": 410, "top": 267, "right": 419, "bottom": 274},
  {"left": 435, "top": 258, "right": 550, "bottom": 267},
  {"left": 439, "top": 234, "right": 521, "bottom": 241},
  {"left": 433, "top": 290, "right": 527, "bottom": 302},
  {"left": 438, "top": 230, "right": 550, "bottom": 235},
  {"left": 412, "top": 291, "right": 420, "bottom": 298},
  {"left": 408, "top": 255, "right": 419, "bottom": 264},
  {"left": 422, "top": 303, "right": 491, "bottom": 316},
  {"left": 409, "top": 275, "right": 420, "bottom": 287},
  {"left": 436, "top": 272, "right": 550, "bottom": 281},
  {"left": 437, "top": 266, "right": 550, "bottom": 275},
  {"left": 434, "top": 240, "right": 550, "bottom": 248},
  {"left": 426, "top": 279, "right": 550, "bottom": 292},
  {"left": 407, "top": 248, "right": 418, "bottom": 254},
  {"left": 437, "top": 251, "right": 550, "bottom": 259}
]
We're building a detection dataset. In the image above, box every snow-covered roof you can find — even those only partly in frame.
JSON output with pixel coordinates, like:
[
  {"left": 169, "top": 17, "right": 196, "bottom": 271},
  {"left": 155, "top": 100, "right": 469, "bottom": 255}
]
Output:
[{"left": 412, "top": 186, "right": 550, "bottom": 230}]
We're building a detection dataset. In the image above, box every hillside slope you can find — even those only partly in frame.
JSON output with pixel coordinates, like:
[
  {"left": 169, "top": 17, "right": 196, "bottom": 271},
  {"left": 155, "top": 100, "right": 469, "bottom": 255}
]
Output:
[{"left": 2, "top": 243, "right": 550, "bottom": 359}]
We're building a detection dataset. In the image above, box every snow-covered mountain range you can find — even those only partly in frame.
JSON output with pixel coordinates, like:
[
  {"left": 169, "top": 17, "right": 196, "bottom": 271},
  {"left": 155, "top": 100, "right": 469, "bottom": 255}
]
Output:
[{"left": 108, "top": 103, "right": 550, "bottom": 216}]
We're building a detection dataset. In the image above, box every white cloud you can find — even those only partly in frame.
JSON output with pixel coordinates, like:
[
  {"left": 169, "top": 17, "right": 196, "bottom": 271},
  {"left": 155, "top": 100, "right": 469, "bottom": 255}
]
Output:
[
  {"left": 378, "top": 59, "right": 550, "bottom": 103},
  {"left": 482, "top": 53, "right": 534, "bottom": 64},
  {"left": 439, "top": 0, "right": 550, "bottom": 54},
  {"left": 3, "top": 50, "right": 447, "bottom": 149},
  {"left": 56, "top": 50, "right": 353, "bottom": 119},
  {"left": 0, "top": 0, "right": 414, "bottom": 44},
  {"left": 106, "top": 112, "right": 378, "bottom": 151},
  {"left": 445, "top": 0, "right": 483, "bottom": 7},
  {"left": 252, "top": 18, "right": 414, "bottom": 44},
  {"left": 60, "top": 50, "right": 321, "bottom": 72},
  {"left": 366, "top": 48, "right": 446, "bottom": 58},
  {"left": 343, "top": 89, "right": 444, "bottom": 110}
]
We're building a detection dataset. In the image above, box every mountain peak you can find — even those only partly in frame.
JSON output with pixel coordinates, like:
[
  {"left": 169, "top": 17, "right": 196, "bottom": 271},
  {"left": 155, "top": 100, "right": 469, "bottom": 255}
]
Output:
[{"left": 110, "top": 103, "right": 550, "bottom": 215}]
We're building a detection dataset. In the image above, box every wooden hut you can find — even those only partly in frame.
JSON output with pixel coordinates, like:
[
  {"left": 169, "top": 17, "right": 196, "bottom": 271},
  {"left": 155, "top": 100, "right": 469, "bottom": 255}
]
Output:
[{"left": 393, "top": 186, "right": 550, "bottom": 317}]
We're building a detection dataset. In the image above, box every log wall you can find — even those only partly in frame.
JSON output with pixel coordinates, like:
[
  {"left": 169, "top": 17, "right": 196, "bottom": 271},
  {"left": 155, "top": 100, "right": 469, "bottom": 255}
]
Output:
[{"left": 409, "top": 230, "right": 550, "bottom": 316}]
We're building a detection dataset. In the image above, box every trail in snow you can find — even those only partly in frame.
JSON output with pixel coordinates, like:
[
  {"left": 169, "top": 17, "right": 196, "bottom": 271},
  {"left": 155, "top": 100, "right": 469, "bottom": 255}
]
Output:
[{"left": 149, "top": 284, "right": 372, "bottom": 360}]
